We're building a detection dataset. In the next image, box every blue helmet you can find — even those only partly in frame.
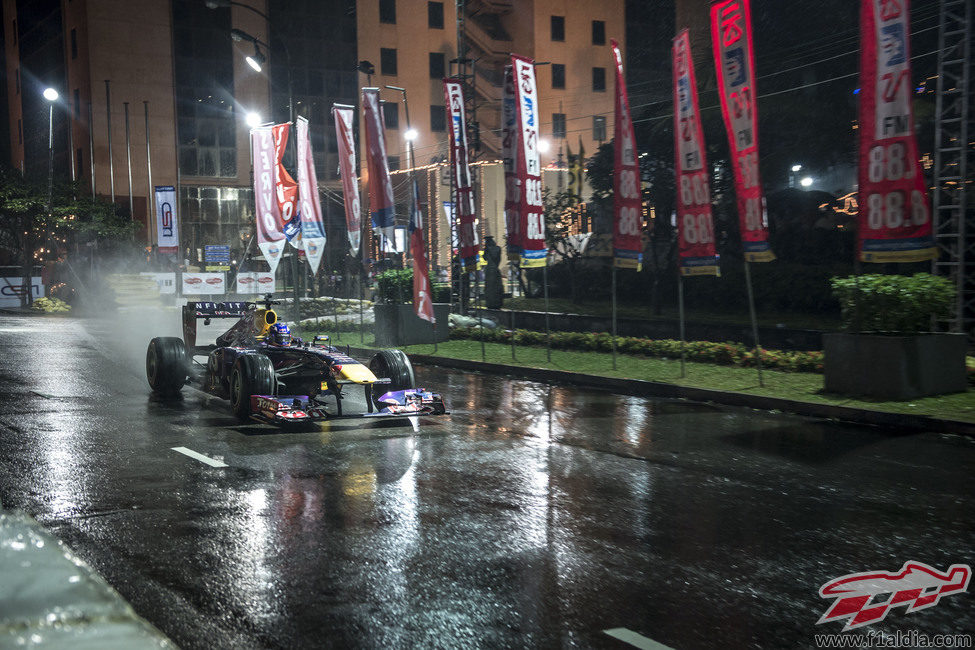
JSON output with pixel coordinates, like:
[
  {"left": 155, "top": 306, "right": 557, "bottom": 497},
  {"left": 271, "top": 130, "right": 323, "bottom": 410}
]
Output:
[{"left": 270, "top": 322, "right": 292, "bottom": 345}]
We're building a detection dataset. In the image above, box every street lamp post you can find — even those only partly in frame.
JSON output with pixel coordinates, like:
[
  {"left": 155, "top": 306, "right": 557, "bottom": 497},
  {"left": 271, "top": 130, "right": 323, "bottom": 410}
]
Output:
[
  {"left": 208, "top": 0, "right": 298, "bottom": 315},
  {"left": 43, "top": 88, "right": 58, "bottom": 214},
  {"left": 387, "top": 85, "right": 417, "bottom": 271}
]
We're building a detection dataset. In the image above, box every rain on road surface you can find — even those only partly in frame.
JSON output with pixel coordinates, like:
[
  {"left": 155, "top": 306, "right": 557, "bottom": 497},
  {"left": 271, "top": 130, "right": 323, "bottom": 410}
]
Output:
[{"left": 0, "top": 312, "right": 973, "bottom": 649}]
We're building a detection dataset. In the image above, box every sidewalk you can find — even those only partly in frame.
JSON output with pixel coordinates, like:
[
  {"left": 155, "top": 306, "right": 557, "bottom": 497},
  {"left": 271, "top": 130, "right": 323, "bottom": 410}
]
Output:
[{"left": 0, "top": 506, "right": 175, "bottom": 648}]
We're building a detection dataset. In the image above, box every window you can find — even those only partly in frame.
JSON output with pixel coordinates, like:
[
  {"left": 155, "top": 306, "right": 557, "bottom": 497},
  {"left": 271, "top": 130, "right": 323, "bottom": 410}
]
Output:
[
  {"left": 592, "top": 20, "right": 605, "bottom": 45},
  {"left": 592, "top": 67, "right": 606, "bottom": 92},
  {"left": 380, "top": 48, "right": 397, "bottom": 75},
  {"left": 383, "top": 101, "right": 399, "bottom": 129},
  {"left": 74, "top": 89, "right": 81, "bottom": 120},
  {"left": 387, "top": 155, "right": 400, "bottom": 171},
  {"left": 551, "top": 64, "right": 565, "bottom": 89},
  {"left": 430, "top": 105, "right": 446, "bottom": 132},
  {"left": 593, "top": 115, "right": 606, "bottom": 141},
  {"left": 17, "top": 119, "right": 22, "bottom": 145},
  {"left": 12, "top": 20, "right": 16, "bottom": 45},
  {"left": 553, "top": 113, "right": 566, "bottom": 139},
  {"left": 551, "top": 15, "right": 564, "bottom": 41},
  {"left": 379, "top": 0, "right": 395, "bottom": 24},
  {"left": 428, "top": 2, "right": 444, "bottom": 29},
  {"left": 70, "top": 28, "right": 78, "bottom": 59},
  {"left": 15, "top": 68, "right": 19, "bottom": 94},
  {"left": 429, "top": 52, "right": 445, "bottom": 79}
]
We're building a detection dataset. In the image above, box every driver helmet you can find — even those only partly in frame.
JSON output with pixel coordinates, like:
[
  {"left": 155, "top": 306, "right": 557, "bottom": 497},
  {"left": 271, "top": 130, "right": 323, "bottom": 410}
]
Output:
[{"left": 270, "top": 322, "right": 292, "bottom": 345}]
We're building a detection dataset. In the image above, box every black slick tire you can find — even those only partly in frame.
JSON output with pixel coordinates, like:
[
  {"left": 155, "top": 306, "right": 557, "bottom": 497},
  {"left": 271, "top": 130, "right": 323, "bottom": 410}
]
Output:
[
  {"left": 146, "top": 337, "right": 187, "bottom": 397},
  {"left": 230, "top": 354, "right": 277, "bottom": 420},
  {"left": 369, "top": 349, "right": 416, "bottom": 409}
]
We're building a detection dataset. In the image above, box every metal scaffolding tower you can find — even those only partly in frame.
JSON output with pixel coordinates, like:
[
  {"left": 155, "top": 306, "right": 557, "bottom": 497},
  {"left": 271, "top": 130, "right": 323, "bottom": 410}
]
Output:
[{"left": 932, "top": 0, "right": 973, "bottom": 334}]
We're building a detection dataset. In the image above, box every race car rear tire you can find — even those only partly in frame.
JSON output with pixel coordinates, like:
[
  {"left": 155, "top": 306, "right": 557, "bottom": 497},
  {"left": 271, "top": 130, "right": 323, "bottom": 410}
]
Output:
[
  {"left": 230, "top": 354, "right": 277, "bottom": 420},
  {"left": 146, "top": 337, "right": 187, "bottom": 397},
  {"left": 369, "top": 349, "right": 415, "bottom": 393}
]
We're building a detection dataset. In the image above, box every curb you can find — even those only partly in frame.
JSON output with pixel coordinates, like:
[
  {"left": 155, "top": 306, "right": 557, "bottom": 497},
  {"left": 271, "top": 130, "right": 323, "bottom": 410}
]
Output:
[{"left": 361, "top": 349, "right": 975, "bottom": 437}]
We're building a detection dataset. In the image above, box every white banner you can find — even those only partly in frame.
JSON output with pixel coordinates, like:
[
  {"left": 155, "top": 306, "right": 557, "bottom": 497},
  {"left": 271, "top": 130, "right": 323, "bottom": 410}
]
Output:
[
  {"left": 235, "top": 271, "right": 276, "bottom": 295},
  {"left": 250, "top": 127, "right": 286, "bottom": 275},
  {"left": 154, "top": 186, "right": 179, "bottom": 254},
  {"left": 296, "top": 116, "right": 326, "bottom": 275},
  {"left": 0, "top": 277, "right": 44, "bottom": 307},
  {"left": 181, "top": 272, "right": 225, "bottom": 296},
  {"left": 139, "top": 272, "right": 177, "bottom": 294}
]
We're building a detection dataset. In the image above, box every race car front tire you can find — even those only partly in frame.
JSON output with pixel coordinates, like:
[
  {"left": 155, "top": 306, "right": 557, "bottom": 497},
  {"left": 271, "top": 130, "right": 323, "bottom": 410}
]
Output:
[
  {"left": 369, "top": 349, "right": 416, "bottom": 395},
  {"left": 146, "top": 337, "right": 187, "bottom": 397},
  {"left": 230, "top": 354, "right": 277, "bottom": 420}
]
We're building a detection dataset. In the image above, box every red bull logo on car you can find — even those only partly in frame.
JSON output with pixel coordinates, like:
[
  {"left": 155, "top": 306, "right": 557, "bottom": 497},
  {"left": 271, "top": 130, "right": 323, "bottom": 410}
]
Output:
[{"left": 818, "top": 561, "right": 970, "bottom": 630}]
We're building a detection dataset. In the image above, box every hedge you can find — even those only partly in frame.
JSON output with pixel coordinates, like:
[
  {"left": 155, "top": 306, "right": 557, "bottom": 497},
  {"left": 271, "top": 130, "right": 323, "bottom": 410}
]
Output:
[{"left": 450, "top": 326, "right": 824, "bottom": 373}]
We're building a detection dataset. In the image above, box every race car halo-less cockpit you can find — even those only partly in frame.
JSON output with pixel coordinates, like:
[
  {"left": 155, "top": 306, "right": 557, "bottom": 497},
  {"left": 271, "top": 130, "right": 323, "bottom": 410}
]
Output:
[{"left": 145, "top": 295, "right": 446, "bottom": 426}]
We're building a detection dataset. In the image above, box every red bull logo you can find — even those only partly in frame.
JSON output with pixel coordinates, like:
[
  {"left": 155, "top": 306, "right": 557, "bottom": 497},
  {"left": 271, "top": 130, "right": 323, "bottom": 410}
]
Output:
[
  {"left": 184, "top": 277, "right": 202, "bottom": 285},
  {"left": 257, "top": 275, "right": 273, "bottom": 284},
  {"left": 205, "top": 277, "right": 222, "bottom": 285},
  {"left": 239, "top": 277, "right": 254, "bottom": 285},
  {"left": 818, "top": 561, "right": 971, "bottom": 630}
]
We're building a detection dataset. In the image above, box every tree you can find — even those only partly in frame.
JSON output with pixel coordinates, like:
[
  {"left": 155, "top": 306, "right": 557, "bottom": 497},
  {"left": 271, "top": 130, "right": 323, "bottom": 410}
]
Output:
[
  {"left": 543, "top": 188, "right": 589, "bottom": 304},
  {"left": 0, "top": 166, "right": 136, "bottom": 305}
]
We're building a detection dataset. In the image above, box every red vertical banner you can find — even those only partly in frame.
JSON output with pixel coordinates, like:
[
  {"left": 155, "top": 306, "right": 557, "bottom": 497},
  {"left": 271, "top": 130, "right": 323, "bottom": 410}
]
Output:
[
  {"left": 296, "top": 116, "right": 326, "bottom": 275},
  {"left": 332, "top": 104, "right": 362, "bottom": 257},
  {"left": 409, "top": 179, "right": 435, "bottom": 323},
  {"left": 362, "top": 88, "right": 395, "bottom": 243},
  {"left": 857, "top": 0, "right": 935, "bottom": 262},
  {"left": 501, "top": 64, "right": 522, "bottom": 258},
  {"left": 271, "top": 123, "right": 301, "bottom": 246},
  {"left": 444, "top": 79, "right": 480, "bottom": 269},
  {"left": 250, "top": 126, "right": 286, "bottom": 275},
  {"left": 611, "top": 39, "right": 643, "bottom": 271},
  {"left": 710, "top": 0, "right": 775, "bottom": 262},
  {"left": 510, "top": 54, "right": 546, "bottom": 268},
  {"left": 673, "top": 30, "right": 720, "bottom": 276}
]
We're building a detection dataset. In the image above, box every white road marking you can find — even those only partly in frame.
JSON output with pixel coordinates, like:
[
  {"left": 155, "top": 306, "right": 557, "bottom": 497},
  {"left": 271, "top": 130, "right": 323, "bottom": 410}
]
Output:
[
  {"left": 171, "top": 447, "right": 227, "bottom": 467},
  {"left": 603, "top": 628, "right": 674, "bottom": 650}
]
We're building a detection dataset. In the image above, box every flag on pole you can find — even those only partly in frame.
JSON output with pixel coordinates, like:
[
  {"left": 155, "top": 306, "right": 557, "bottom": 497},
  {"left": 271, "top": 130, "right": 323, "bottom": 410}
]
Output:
[
  {"left": 501, "top": 64, "right": 522, "bottom": 258},
  {"left": 296, "top": 116, "right": 326, "bottom": 274},
  {"left": 362, "top": 88, "right": 395, "bottom": 244},
  {"left": 332, "top": 104, "right": 362, "bottom": 257},
  {"left": 444, "top": 78, "right": 480, "bottom": 269},
  {"left": 856, "top": 0, "right": 936, "bottom": 262},
  {"left": 510, "top": 54, "right": 546, "bottom": 268},
  {"left": 673, "top": 29, "right": 719, "bottom": 276},
  {"left": 611, "top": 39, "right": 643, "bottom": 271},
  {"left": 154, "top": 185, "right": 179, "bottom": 254},
  {"left": 250, "top": 126, "right": 286, "bottom": 275},
  {"left": 409, "top": 179, "right": 435, "bottom": 323},
  {"left": 710, "top": 0, "right": 775, "bottom": 262},
  {"left": 271, "top": 123, "right": 301, "bottom": 247}
]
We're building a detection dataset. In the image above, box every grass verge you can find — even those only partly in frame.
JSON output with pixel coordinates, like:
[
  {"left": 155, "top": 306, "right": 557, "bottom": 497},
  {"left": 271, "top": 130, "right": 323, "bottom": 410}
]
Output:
[{"left": 306, "top": 329, "right": 975, "bottom": 424}]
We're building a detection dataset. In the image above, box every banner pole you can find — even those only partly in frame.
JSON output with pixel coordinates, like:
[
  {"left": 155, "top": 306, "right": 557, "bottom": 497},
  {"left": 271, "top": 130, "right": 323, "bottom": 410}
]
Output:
[
  {"left": 679, "top": 271, "right": 686, "bottom": 378},
  {"left": 611, "top": 264, "right": 617, "bottom": 370},
  {"left": 543, "top": 263, "right": 551, "bottom": 363},
  {"left": 743, "top": 260, "right": 764, "bottom": 387},
  {"left": 510, "top": 262, "right": 516, "bottom": 360},
  {"left": 477, "top": 271, "right": 485, "bottom": 361}
]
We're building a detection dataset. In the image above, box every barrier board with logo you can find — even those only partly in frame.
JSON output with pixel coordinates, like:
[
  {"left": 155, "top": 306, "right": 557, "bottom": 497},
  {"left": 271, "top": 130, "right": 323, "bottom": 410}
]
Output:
[
  {"left": 0, "top": 277, "right": 44, "bottom": 307},
  {"left": 235, "top": 272, "right": 276, "bottom": 295},
  {"left": 139, "top": 272, "right": 177, "bottom": 294},
  {"left": 181, "top": 272, "right": 225, "bottom": 296}
]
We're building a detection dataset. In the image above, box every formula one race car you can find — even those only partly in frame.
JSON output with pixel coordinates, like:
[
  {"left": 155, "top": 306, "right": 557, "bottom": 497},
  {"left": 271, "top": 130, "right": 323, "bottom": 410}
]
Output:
[{"left": 145, "top": 295, "right": 446, "bottom": 426}]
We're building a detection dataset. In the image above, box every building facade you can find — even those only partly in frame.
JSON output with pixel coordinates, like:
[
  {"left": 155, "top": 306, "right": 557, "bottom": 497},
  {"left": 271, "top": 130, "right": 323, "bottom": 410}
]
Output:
[{"left": 4, "top": 0, "right": 624, "bottom": 275}]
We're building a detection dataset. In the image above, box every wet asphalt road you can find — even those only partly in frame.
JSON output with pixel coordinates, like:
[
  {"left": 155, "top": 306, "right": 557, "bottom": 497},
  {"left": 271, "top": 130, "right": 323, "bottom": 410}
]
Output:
[{"left": 0, "top": 312, "right": 973, "bottom": 649}]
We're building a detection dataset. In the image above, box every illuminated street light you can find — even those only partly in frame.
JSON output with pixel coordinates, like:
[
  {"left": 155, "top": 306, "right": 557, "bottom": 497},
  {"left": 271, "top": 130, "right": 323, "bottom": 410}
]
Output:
[
  {"left": 43, "top": 87, "right": 59, "bottom": 101},
  {"left": 245, "top": 112, "right": 262, "bottom": 128},
  {"left": 404, "top": 128, "right": 418, "bottom": 141},
  {"left": 800, "top": 176, "right": 814, "bottom": 188},
  {"left": 538, "top": 138, "right": 551, "bottom": 153},
  {"left": 791, "top": 164, "right": 802, "bottom": 172},
  {"left": 245, "top": 46, "right": 265, "bottom": 72}
]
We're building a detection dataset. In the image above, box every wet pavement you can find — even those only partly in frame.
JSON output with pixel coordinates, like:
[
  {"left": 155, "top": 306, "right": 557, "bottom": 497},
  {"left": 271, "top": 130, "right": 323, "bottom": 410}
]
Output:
[{"left": 0, "top": 312, "right": 973, "bottom": 649}]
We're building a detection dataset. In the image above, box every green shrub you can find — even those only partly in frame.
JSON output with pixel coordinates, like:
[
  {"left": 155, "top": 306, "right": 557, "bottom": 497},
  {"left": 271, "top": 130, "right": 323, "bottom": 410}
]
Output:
[
  {"left": 449, "top": 327, "right": 824, "bottom": 374},
  {"left": 830, "top": 273, "right": 953, "bottom": 333}
]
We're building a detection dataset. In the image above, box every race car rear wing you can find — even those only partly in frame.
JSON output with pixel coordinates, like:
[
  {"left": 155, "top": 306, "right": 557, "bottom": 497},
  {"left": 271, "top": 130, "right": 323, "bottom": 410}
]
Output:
[{"left": 182, "top": 301, "right": 253, "bottom": 350}]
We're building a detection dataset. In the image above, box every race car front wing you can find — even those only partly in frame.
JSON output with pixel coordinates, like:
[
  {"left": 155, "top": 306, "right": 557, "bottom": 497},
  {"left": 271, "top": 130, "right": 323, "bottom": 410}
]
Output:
[{"left": 249, "top": 389, "right": 448, "bottom": 426}]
